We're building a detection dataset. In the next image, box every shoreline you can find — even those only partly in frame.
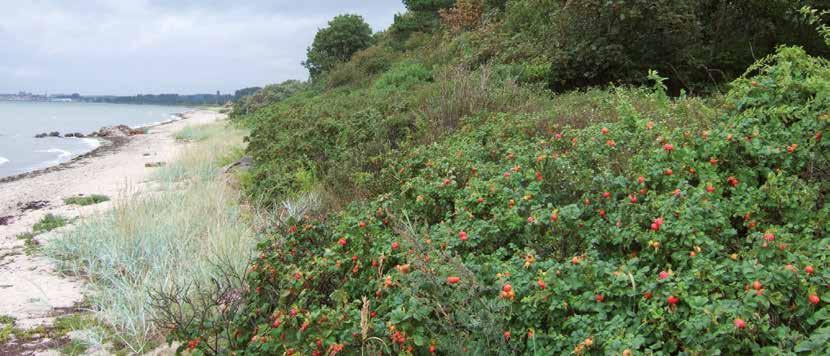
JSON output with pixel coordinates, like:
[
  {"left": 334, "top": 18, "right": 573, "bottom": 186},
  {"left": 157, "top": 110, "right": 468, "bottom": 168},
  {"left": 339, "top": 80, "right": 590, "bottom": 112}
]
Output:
[
  {"left": 0, "top": 111, "right": 192, "bottom": 185},
  {"left": 0, "top": 110, "right": 224, "bottom": 348}
]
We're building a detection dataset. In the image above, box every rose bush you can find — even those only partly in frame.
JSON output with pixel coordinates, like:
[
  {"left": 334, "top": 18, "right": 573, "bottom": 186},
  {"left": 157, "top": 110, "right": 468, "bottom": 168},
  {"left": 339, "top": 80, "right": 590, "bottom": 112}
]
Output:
[{"left": 174, "top": 47, "right": 828, "bottom": 355}]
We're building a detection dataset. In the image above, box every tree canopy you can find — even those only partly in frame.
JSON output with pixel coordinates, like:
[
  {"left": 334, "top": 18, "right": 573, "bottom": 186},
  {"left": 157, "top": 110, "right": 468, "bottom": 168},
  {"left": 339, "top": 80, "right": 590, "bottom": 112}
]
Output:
[
  {"left": 403, "top": 0, "right": 455, "bottom": 12},
  {"left": 302, "top": 14, "right": 373, "bottom": 79}
]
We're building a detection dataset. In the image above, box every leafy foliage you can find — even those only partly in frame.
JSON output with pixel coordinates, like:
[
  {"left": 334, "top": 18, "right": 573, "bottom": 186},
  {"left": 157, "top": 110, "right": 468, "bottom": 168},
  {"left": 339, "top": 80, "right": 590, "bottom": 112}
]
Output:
[
  {"left": 372, "top": 61, "right": 432, "bottom": 92},
  {"left": 403, "top": 0, "right": 456, "bottom": 12},
  {"left": 303, "top": 15, "right": 374, "bottom": 79},
  {"left": 438, "top": 0, "right": 484, "bottom": 33},
  {"left": 502, "top": 0, "right": 830, "bottom": 93},
  {"left": 33, "top": 214, "right": 68, "bottom": 233},
  {"left": 230, "top": 80, "right": 307, "bottom": 121},
  {"left": 161, "top": 2, "right": 830, "bottom": 354},
  {"left": 175, "top": 45, "right": 830, "bottom": 354},
  {"left": 232, "top": 87, "right": 261, "bottom": 102},
  {"left": 388, "top": 11, "right": 440, "bottom": 45}
]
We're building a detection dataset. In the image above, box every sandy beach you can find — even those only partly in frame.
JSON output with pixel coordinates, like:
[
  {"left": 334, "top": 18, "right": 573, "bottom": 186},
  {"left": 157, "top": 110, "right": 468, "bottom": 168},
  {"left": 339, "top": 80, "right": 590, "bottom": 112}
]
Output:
[{"left": 0, "top": 110, "right": 223, "bottom": 338}]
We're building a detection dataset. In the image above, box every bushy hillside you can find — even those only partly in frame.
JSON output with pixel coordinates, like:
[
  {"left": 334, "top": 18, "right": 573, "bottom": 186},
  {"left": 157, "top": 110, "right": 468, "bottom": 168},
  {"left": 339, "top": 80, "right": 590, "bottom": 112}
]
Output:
[{"left": 166, "top": 2, "right": 830, "bottom": 354}]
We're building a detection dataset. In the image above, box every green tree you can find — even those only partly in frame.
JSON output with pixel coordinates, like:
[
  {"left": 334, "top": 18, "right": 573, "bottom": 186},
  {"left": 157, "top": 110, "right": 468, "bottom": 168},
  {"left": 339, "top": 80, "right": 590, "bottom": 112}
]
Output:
[
  {"left": 233, "top": 87, "right": 261, "bottom": 102},
  {"left": 403, "top": 0, "right": 455, "bottom": 12},
  {"left": 302, "top": 14, "right": 373, "bottom": 79},
  {"left": 230, "top": 80, "right": 307, "bottom": 119},
  {"left": 389, "top": 11, "right": 440, "bottom": 44}
]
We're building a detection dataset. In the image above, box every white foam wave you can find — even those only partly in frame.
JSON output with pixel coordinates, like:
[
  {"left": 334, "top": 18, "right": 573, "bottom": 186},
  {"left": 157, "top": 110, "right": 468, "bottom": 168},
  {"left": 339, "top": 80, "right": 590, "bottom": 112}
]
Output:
[
  {"left": 35, "top": 148, "right": 73, "bottom": 168},
  {"left": 0, "top": 156, "right": 8, "bottom": 166},
  {"left": 129, "top": 114, "right": 184, "bottom": 129},
  {"left": 81, "top": 138, "right": 102, "bottom": 150}
]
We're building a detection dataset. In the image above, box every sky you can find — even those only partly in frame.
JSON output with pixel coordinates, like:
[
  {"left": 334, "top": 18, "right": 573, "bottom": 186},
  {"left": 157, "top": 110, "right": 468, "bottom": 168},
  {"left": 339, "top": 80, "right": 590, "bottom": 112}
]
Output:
[{"left": 0, "top": 1, "right": 406, "bottom": 96}]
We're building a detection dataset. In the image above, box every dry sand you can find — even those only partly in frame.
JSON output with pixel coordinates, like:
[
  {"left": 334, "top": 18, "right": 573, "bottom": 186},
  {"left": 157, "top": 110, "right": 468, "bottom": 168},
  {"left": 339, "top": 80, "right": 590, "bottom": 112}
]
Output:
[{"left": 0, "top": 110, "right": 223, "bottom": 335}]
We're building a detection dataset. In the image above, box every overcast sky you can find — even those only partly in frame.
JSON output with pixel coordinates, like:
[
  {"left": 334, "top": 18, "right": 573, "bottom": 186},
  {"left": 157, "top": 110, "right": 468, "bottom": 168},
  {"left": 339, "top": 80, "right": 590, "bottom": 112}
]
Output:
[{"left": 0, "top": 1, "right": 406, "bottom": 96}]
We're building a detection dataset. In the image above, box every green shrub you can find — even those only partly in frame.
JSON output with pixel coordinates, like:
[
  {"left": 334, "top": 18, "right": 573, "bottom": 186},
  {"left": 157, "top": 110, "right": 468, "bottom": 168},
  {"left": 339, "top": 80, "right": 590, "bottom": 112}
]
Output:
[
  {"left": 484, "top": 0, "right": 507, "bottom": 11},
  {"left": 64, "top": 195, "right": 110, "bottom": 206},
  {"left": 16, "top": 233, "right": 39, "bottom": 254},
  {"left": 172, "top": 47, "right": 830, "bottom": 354},
  {"left": 503, "top": 0, "right": 830, "bottom": 93},
  {"left": 351, "top": 45, "right": 398, "bottom": 76},
  {"left": 372, "top": 61, "right": 432, "bottom": 91},
  {"left": 415, "top": 65, "right": 546, "bottom": 142},
  {"left": 33, "top": 214, "right": 68, "bottom": 233},
  {"left": 323, "top": 61, "right": 368, "bottom": 89}
]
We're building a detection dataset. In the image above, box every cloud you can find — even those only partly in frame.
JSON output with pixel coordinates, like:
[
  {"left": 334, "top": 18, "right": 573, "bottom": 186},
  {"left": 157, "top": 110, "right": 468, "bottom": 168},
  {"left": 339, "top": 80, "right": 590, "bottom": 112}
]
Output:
[{"left": 0, "top": 0, "right": 406, "bottom": 95}]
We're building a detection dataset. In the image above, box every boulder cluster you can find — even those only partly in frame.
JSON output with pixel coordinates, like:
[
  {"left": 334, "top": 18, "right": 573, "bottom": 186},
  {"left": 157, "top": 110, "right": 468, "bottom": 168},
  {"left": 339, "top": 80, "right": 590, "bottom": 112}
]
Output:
[{"left": 34, "top": 125, "right": 144, "bottom": 139}]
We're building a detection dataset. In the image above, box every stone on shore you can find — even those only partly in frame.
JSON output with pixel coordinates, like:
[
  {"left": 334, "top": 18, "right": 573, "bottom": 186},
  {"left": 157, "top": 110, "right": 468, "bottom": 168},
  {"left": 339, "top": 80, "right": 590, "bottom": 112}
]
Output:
[{"left": 89, "top": 125, "right": 143, "bottom": 138}]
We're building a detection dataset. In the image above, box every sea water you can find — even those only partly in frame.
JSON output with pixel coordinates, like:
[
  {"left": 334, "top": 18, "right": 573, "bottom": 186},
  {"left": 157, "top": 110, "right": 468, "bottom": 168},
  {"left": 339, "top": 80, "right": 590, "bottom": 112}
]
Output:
[{"left": 0, "top": 101, "right": 189, "bottom": 178}]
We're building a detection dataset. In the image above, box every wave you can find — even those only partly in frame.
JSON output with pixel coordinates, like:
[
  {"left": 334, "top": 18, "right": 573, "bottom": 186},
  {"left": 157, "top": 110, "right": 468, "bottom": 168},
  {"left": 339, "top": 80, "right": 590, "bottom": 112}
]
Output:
[
  {"left": 36, "top": 148, "right": 73, "bottom": 166},
  {"left": 129, "top": 113, "right": 186, "bottom": 129},
  {"left": 0, "top": 156, "right": 8, "bottom": 166},
  {"left": 81, "top": 138, "right": 102, "bottom": 150}
]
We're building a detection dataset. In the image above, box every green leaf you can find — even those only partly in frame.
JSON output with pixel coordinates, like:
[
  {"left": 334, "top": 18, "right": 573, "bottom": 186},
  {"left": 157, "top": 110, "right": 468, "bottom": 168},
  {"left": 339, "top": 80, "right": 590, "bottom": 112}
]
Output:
[{"left": 794, "top": 326, "right": 830, "bottom": 352}]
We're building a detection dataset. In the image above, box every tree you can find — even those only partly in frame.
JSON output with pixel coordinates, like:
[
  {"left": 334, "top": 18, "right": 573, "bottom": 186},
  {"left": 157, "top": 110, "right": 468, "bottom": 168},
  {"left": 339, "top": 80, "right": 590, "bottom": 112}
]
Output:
[
  {"left": 230, "top": 81, "right": 308, "bottom": 118},
  {"left": 403, "top": 0, "right": 455, "bottom": 12},
  {"left": 233, "top": 87, "right": 261, "bottom": 102},
  {"left": 303, "top": 14, "right": 373, "bottom": 79}
]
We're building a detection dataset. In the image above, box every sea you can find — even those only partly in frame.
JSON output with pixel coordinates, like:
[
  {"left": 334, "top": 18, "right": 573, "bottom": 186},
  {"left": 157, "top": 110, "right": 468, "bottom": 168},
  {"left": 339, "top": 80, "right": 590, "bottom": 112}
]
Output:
[{"left": 0, "top": 101, "right": 190, "bottom": 179}]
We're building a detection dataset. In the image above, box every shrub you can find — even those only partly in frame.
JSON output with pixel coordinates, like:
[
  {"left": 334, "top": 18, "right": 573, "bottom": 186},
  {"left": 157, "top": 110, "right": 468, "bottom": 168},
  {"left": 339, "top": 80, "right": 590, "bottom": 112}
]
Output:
[
  {"left": 63, "top": 194, "right": 110, "bottom": 206},
  {"left": 372, "top": 61, "right": 432, "bottom": 92},
  {"left": 483, "top": 0, "right": 507, "bottom": 12},
  {"left": 172, "top": 47, "right": 830, "bottom": 354},
  {"left": 416, "top": 65, "right": 545, "bottom": 142},
  {"left": 323, "top": 61, "right": 367, "bottom": 89},
  {"left": 351, "top": 45, "right": 398, "bottom": 76},
  {"left": 16, "top": 233, "right": 39, "bottom": 254},
  {"left": 502, "top": 0, "right": 830, "bottom": 93},
  {"left": 439, "top": 0, "right": 484, "bottom": 33},
  {"left": 33, "top": 214, "right": 68, "bottom": 233}
]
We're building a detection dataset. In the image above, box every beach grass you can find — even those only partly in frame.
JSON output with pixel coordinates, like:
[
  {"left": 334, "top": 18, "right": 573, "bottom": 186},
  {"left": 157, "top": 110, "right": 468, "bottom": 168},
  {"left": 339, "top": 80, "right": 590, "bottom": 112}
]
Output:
[
  {"left": 45, "top": 122, "right": 254, "bottom": 353},
  {"left": 174, "top": 124, "right": 227, "bottom": 142},
  {"left": 63, "top": 194, "right": 110, "bottom": 206}
]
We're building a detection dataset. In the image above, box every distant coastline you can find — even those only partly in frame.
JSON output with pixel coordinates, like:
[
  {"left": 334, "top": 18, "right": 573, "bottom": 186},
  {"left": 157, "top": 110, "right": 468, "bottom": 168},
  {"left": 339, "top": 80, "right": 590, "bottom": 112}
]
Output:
[
  {"left": 1, "top": 91, "right": 233, "bottom": 106},
  {"left": 0, "top": 109, "right": 193, "bottom": 183}
]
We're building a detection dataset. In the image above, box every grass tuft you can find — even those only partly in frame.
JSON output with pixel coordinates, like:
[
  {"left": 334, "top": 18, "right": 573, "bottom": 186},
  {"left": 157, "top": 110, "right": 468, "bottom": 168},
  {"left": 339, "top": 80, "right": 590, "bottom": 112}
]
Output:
[
  {"left": 33, "top": 214, "right": 68, "bottom": 233},
  {"left": 63, "top": 195, "right": 110, "bottom": 206},
  {"left": 174, "top": 124, "right": 226, "bottom": 142}
]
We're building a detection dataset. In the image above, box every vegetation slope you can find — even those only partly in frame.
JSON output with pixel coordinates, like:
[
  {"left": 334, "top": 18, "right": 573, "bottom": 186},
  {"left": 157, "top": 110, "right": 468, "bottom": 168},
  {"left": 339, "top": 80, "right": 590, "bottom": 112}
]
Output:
[{"left": 167, "top": 1, "right": 830, "bottom": 354}]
